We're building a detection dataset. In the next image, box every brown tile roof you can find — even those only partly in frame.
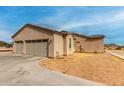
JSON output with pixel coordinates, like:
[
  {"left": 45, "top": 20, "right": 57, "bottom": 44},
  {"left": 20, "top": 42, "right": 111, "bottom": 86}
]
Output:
[
  {"left": 61, "top": 31, "right": 71, "bottom": 35},
  {"left": 71, "top": 32, "right": 90, "bottom": 38},
  {"left": 12, "top": 24, "right": 105, "bottom": 39},
  {"left": 89, "top": 35, "right": 105, "bottom": 39},
  {"left": 12, "top": 24, "right": 62, "bottom": 38},
  {"left": 72, "top": 32, "right": 105, "bottom": 39}
]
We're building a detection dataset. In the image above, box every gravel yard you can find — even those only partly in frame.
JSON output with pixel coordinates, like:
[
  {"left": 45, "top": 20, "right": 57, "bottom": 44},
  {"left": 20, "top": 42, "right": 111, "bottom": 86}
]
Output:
[{"left": 40, "top": 52, "right": 124, "bottom": 86}]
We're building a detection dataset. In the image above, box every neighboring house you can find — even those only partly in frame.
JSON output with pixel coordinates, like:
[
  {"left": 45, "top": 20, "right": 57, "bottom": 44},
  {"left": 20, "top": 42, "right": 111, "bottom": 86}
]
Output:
[
  {"left": 120, "top": 46, "right": 124, "bottom": 50},
  {"left": 12, "top": 24, "right": 105, "bottom": 58},
  {"left": 0, "top": 41, "right": 13, "bottom": 52},
  {"left": 104, "top": 43, "right": 119, "bottom": 50}
]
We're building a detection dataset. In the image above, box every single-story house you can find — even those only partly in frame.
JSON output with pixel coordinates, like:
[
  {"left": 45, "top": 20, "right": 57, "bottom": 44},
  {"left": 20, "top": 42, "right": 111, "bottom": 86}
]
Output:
[
  {"left": 12, "top": 24, "right": 105, "bottom": 58},
  {"left": 104, "top": 43, "right": 119, "bottom": 50},
  {"left": 120, "top": 46, "right": 124, "bottom": 50}
]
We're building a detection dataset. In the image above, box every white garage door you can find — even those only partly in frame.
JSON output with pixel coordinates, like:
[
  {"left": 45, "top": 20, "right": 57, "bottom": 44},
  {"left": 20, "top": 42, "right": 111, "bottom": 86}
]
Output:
[
  {"left": 26, "top": 40, "right": 48, "bottom": 57},
  {"left": 15, "top": 41, "right": 23, "bottom": 53}
]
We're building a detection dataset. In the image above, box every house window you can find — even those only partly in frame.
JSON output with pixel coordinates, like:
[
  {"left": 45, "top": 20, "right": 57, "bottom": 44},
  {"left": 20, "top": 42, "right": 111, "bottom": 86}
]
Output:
[
  {"left": 69, "top": 38, "right": 71, "bottom": 48},
  {"left": 73, "top": 40, "right": 75, "bottom": 47}
]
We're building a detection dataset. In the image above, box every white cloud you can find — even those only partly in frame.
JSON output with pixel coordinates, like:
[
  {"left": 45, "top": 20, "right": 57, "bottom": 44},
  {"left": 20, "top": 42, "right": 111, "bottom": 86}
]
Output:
[
  {"left": 37, "top": 7, "right": 88, "bottom": 30},
  {"left": 0, "top": 23, "right": 13, "bottom": 42},
  {"left": 110, "top": 11, "right": 124, "bottom": 22},
  {"left": 21, "top": 7, "right": 124, "bottom": 35},
  {"left": 57, "top": 10, "right": 124, "bottom": 31},
  {"left": 58, "top": 22, "right": 97, "bottom": 31},
  {"left": 0, "top": 30, "right": 12, "bottom": 42}
]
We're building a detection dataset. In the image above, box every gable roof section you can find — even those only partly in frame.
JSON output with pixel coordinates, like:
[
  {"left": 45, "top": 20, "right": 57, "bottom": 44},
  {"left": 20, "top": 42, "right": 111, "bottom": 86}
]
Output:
[
  {"left": 12, "top": 24, "right": 62, "bottom": 38},
  {"left": 12, "top": 24, "right": 105, "bottom": 39},
  {"left": 88, "top": 35, "right": 105, "bottom": 39},
  {"left": 71, "top": 32, "right": 89, "bottom": 39},
  {"left": 72, "top": 32, "right": 105, "bottom": 39}
]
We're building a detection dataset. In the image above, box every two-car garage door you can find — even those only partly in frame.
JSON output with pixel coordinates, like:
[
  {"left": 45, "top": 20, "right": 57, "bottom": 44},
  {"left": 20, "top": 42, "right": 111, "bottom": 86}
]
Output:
[
  {"left": 26, "top": 40, "right": 48, "bottom": 57},
  {"left": 15, "top": 40, "right": 48, "bottom": 57}
]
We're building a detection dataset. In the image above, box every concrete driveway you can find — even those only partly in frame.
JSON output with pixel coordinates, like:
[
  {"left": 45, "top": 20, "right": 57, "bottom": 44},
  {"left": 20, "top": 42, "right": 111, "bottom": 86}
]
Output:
[{"left": 0, "top": 52, "right": 104, "bottom": 86}]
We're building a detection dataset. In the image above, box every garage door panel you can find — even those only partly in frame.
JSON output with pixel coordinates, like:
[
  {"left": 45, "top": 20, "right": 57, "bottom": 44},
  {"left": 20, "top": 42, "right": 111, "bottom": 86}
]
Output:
[
  {"left": 35, "top": 42, "right": 46, "bottom": 56},
  {"left": 26, "top": 40, "right": 48, "bottom": 57},
  {"left": 40, "top": 42, "right": 47, "bottom": 56},
  {"left": 35, "top": 42, "right": 40, "bottom": 56},
  {"left": 15, "top": 42, "right": 23, "bottom": 53},
  {"left": 26, "top": 43, "right": 32, "bottom": 55}
]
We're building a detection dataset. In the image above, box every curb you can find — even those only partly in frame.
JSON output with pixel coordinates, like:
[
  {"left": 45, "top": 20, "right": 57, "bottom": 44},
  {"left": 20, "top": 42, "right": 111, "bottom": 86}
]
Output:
[{"left": 105, "top": 50, "right": 124, "bottom": 60}]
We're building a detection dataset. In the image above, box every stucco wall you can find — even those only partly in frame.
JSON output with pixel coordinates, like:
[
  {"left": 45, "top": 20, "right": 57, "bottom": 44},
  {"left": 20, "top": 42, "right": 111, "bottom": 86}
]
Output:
[
  {"left": 53, "top": 34, "right": 64, "bottom": 57},
  {"left": 13, "top": 27, "right": 53, "bottom": 41},
  {"left": 64, "top": 34, "right": 75, "bottom": 55},
  {"left": 85, "top": 38, "right": 104, "bottom": 53},
  {"left": 12, "top": 27, "right": 54, "bottom": 57},
  {"left": 13, "top": 42, "right": 16, "bottom": 53},
  {"left": 74, "top": 35, "right": 87, "bottom": 52},
  {"left": 73, "top": 35, "right": 104, "bottom": 53}
]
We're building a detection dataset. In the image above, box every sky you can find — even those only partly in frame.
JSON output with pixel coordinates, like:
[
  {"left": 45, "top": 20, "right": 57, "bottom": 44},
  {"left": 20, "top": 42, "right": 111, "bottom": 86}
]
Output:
[{"left": 0, "top": 6, "right": 124, "bottom": 45}]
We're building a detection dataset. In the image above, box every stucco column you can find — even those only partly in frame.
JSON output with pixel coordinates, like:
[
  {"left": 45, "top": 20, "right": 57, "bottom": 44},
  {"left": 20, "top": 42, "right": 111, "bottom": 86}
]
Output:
[
  {"left": 23, "top": 40, "right": 26, "bottom": 54},
  {"left": 13, "top": 41, "right": 16, "bottom": 53},
  {"left": 63, "top": 35, "right": 67, "bottom": 56}
]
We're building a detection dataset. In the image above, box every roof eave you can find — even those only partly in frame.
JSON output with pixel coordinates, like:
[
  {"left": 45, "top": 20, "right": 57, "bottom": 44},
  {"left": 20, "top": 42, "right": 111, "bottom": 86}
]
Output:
[{"left": 12, "top": 24, "right": 62, "bottom": 38}]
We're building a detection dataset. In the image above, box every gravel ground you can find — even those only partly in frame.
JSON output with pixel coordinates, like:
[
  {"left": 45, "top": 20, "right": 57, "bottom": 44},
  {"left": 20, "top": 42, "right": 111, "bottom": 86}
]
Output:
[{"left": 41, "top": 52, "right": 124, "bottom": 86}]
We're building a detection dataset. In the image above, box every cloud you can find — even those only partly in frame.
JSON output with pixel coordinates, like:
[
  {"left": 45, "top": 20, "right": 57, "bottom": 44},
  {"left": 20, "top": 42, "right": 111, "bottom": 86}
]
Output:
[
  {"left": 58, "top": 22, "right": 97, "bottom": 31},
  {"left": 0, "top": 30, "right": 10, "bottom": 38},
  {"left": 111, "top": 11, "right": 124, "bottom": 22},
  {"left": 0, "top": 6, "right": 124, "bottom": 45},
  {"left": 57, "top": 10, "right": 124, "bottom": 31},
  {"left": 36, "top": 7, "right": 89, "bottom": 30},
  {"left": 40, "top": 7, "right": 124, "bottom": 45},
  {"left": 0, "top": 30, "right": 12, "bottom": 42},
  {"left": 0, "top": 22, "right": 13, "bottom": 42}
]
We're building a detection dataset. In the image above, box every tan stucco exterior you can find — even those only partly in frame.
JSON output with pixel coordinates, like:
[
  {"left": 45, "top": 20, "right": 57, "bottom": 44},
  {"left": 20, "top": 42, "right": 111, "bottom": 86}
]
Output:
[
  {"left": 63, "top": 34, "right": 75, "bottom": 55},
  {"left": 13, "top": 26, "right": 54, "bottom": 57},
  {"left": 53, "top": 34, "right": 64, "bottom": 57},
  {"left": 12, "top": 25, "right": 76, "bottom": 57},
  {"left": 73, "top": 34, "right": 104, "bottom": 53},
  {"left": 12, "top": 24, "right": 105, "bottom": 58},
  {"left": 85, "top": 38, "right": 104, "bottom": 53},
  {"left": 73, "top": 35, "right": 87, "bottom": 52}
]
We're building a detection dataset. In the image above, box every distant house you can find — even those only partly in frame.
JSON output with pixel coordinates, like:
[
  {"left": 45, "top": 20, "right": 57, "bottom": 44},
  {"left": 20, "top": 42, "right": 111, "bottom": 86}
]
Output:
[
  {"left": 119, "top": 46, "right": 124, "bottom": 50},
  {"left": 0, "top": 41, "right": 13, "bottom": 52},
  {"left": 12, "top": 24, "right": 105, "bottom": 58},
  {"left": 104, "top": 43, "right": 119, "bottom": 50}
]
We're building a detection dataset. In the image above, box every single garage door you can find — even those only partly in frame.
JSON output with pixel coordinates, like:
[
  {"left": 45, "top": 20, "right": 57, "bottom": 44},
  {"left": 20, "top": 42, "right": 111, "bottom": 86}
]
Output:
[
  {"left": 26, "top": 40, "right": 48, "bottom": 57},
  {"left": 15, "top": 41, "right": 23, "bottom": 53}
]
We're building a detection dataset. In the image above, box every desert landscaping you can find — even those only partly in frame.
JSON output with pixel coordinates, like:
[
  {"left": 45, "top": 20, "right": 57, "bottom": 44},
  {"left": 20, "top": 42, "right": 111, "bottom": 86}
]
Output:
[{"left": 40, "top": 52, "right": 124, "bottom": 86}]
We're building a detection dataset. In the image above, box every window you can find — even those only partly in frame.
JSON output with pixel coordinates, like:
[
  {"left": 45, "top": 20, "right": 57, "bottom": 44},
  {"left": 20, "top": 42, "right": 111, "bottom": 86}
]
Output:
[
  {"left": 69, "top": 38, "right": 71, "bottom": 48},
  {"left": 73, "top": 40, "right": 75, "bottom": 47}
]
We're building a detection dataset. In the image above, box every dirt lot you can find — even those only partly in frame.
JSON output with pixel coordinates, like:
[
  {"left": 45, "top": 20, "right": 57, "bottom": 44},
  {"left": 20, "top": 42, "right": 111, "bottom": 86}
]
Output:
[
  {"left": 0, "top": 47, "right": 12, "bottom": 52},
  {"left": 40, "top": 52, "right": 124, "bottom": 86}
]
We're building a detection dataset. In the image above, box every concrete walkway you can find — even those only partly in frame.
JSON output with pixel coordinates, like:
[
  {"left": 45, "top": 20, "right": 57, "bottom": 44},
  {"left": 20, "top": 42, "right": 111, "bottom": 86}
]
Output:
[
  {"left": 105, "top": 50, "right": 124, "bottom": 60},
  {"left": 0, "top": 52, "right": 104, "bottom": 86}
]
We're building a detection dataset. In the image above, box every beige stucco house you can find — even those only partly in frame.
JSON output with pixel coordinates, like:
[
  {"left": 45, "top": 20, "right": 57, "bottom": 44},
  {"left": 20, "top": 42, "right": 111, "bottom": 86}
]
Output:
[{"left": 12, "top": 24, "right": 105, "bottom": 58}]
